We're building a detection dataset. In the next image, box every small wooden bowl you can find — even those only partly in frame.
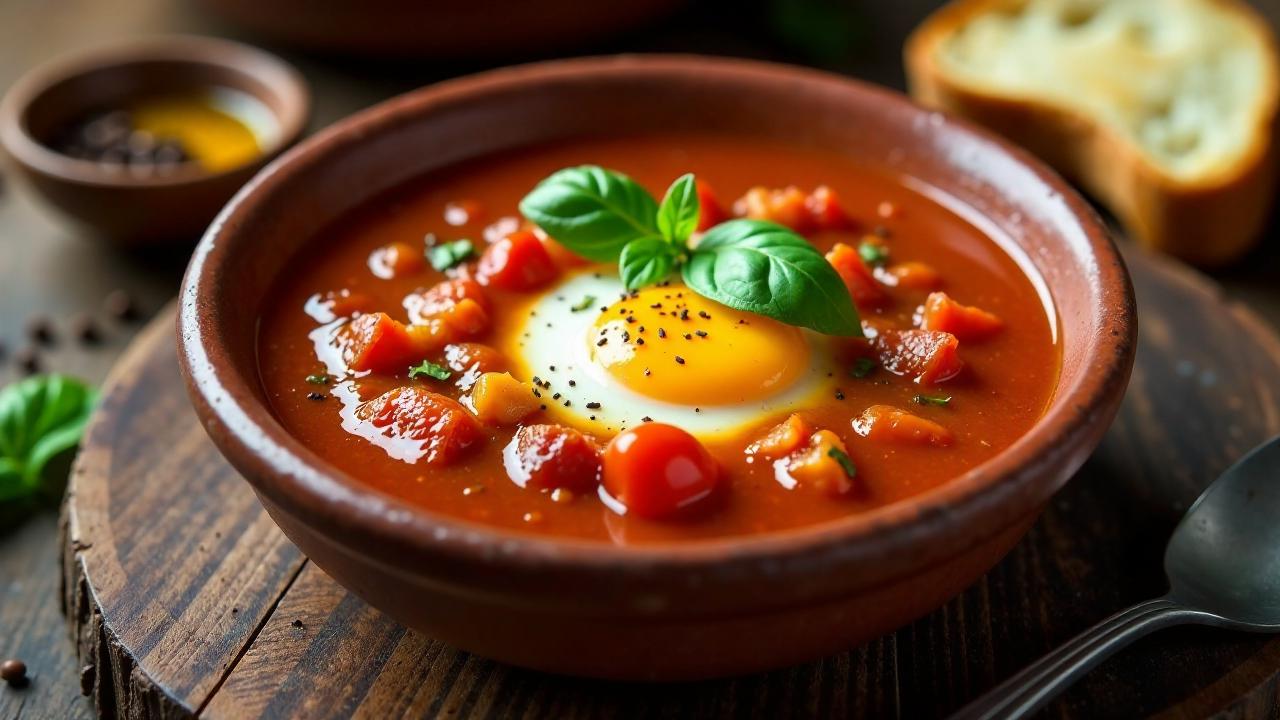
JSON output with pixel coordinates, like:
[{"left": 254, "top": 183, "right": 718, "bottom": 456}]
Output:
[
  {"left": 0, "top": 36, "right": 309, "bottom": 246},
  {"left": 178, "top": 56, "right": 1136, "bottom": 680}
]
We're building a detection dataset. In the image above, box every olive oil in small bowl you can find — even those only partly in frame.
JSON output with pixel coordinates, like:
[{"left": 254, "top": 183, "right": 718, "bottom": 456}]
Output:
[
  {"left": 53, "top": 88, "right": 278, "bottom": 177},
  {"left": 0, "top": 36, "right": 308, "bottom": 245}
]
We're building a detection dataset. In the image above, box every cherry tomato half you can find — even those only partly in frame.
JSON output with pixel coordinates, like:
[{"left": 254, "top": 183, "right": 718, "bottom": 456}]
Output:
[{"left": 602, "top": 423, "right": 723, "bottom": 520}]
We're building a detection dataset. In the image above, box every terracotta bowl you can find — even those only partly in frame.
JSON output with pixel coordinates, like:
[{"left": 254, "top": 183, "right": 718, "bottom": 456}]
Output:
[
  {"left": 178, "top": 55, "right": 1136, "bottom": 680},
  {"left": 197, "top": 0, "right": 684, "bottom": 59},
  {"left": 0, "top": 36, "right": 309, "bottom": 246}
]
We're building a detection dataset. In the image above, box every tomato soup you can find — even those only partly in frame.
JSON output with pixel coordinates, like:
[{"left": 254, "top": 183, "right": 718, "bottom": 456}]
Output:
[{"left": 257, "top": 134, "right": 1059, "bottom": 543}]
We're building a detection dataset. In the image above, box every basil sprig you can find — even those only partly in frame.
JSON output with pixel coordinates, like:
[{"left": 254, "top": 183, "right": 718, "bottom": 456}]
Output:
[
  {"left": 1, "top": 375, "right": 97, "bottom": 527},
  {"left": 518, "top": 166, "right": 660, "bottom": 262},
  {"left": 520, "top": 166, "right": 861, "bottom": 336}
]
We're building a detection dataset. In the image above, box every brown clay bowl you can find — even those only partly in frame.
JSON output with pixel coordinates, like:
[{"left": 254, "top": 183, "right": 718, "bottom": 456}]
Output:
[
  {"left": 177, "top": 55, "right": 1136, "bottom": 680},
  {"left": 0, "top": 36, "right": 309, "bottom": 246},
  {"left": 197, "top": 0, "right": 684, "bottom": 59}
]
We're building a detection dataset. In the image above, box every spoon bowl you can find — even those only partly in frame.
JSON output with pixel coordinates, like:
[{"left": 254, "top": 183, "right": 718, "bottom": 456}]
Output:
[
  {"left": 958, "top": 434, "right": 1280, "bottom": 719},
  {"left": 1165, "top": 435, "right": 1280, "bottom": 629}
]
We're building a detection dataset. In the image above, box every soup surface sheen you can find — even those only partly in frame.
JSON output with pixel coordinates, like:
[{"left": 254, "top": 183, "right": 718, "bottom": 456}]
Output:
[{"left": 258, "top": 134, "right": 1060, "bottom": 544}]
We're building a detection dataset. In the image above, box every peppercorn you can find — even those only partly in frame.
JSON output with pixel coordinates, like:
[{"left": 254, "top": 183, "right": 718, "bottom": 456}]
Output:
[
  {"left": 70, "top": 314, "right": 101, "bottom": 344},
  {"left": 26, "top": 316, "right": 55, "bottom": 345},
  {"left": 1, "top": 659, "right": 27, "bottom": 687}
]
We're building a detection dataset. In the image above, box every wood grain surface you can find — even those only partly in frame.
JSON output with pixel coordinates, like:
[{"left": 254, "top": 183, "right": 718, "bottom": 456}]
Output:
[
  {"left": 4, "top": 1, "right": 1280, "bottom": 719},
  {"left": 52, "top": 245, "right": 1280, "bottom": 720}
]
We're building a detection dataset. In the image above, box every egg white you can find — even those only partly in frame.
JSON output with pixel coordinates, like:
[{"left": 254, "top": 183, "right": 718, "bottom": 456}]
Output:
[{"left": 504, "top": 272, "right": 838, "bottom": 440}]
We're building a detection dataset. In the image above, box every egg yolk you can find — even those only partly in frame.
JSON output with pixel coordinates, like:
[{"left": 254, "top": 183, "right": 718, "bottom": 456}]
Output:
[{"left": 590, "top": 285, "right": 810, "bottom": 406}]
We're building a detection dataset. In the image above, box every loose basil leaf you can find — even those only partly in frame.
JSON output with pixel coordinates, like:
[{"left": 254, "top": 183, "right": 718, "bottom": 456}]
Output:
[
  {"left": 0, "top": 375, "right": 97, "bottom": 515},
  {"left": 827, "top": 446, "right": 858, "bottom": 479},
  {"left": 427, "top": 239, "right": 475, "bottom": 271},
  {"left": 849, "top": 357, "right": 877, "bottom": 378},
  {"left": 519, "top": 166, "right": 660, "bottom": 262},
  {"left": 620, "top": 238, "right": 678, "bottom": 291},
  {"left": 683, "top": 219, "right": 861, "bottom": 336},
  {"left": 408, "top": 360, "right": 452, "bottom": 381},
  {"left": 656, "top": 173, "right": 699, "bottom": 245},
  {"left": 569, "top": 295, "right": 596, "bottom": 313},
  {"left": 858, "top": 240, "right": 889, "bottom": 266},
  {"left": 913, "top": 393, "right": 952, "bottom": 407}
]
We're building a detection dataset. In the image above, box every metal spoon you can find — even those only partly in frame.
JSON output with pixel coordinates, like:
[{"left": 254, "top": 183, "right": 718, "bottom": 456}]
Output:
[{"left": 955, "top": 435, "right": 1280, "bottom": 720}]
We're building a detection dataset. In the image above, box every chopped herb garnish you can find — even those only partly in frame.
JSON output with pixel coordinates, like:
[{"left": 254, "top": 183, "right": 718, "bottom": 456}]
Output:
[
  {"left": 305, "top": 373, "right": 330, "bottom": 385},
  {"left": 408, "top": 359, "right": 452, "bottom": 381},
  {"left": 426, "top": 239, "right": 475, "bottom": 271},
  {"left": 570, "top": 295, "right": 596, "bottom": 312},
  {"left": 858, "top": 240, "right": 889, "bottom": 266},
  {"left": 913, "top": 393, "right": 952, "bottom": 407},
  {"left": 828, "top": 447, "right": 857, "bottom": 479},
  {"left": 849, "top": 358, "right": 877, "bottom": 378}
]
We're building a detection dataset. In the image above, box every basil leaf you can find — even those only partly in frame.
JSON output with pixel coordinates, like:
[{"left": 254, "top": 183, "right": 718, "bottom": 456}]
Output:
[
  {"left": 519, "top": 166, "right": 660, "bottom": 262},
  {"left": 913, "top": 393, "right": 952, "bottom": 407},
  {"left": 827, "top": 446, "right": 858, "bottom": 479},
  {"left": 620, "top": 238, "right": 678, "bottom": 291},
  {"left": 656, "top": 173, "right": 699, "bottom": 245},
  {"left": 683, "top": 219, "right": 861, "bottom": 336},
  {"left": 408, "top": 360, "right": 452, "bottom": 381},
  {"left": 569, "top": 295, "right": 596, "bottom": 312},
  {"left": 427, "top": 239, "right": 474, "bottom": 271},
  {"left": 858, "top": 240, "right": 889, "bottom": 266},
  {"left": 0, "top": 375, "right": 97, "bottom": 513},
  {"left": 849, "top": 357, "right": 877, "bottom": 378}
]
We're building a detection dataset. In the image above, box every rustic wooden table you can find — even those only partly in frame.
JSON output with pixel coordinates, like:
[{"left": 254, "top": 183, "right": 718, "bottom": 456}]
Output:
[{"left": 2, "top": 1, "right": 1279, "bottom": 718}]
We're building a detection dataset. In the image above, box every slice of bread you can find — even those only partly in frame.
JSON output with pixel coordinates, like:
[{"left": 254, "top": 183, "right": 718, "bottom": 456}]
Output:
[{"left": 907, "top": 0, "right": 1280, "bottom": 266}]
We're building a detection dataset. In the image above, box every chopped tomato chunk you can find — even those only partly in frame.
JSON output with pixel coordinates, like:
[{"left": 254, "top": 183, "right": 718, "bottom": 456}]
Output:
[
  {"left": 603, "top": 423, "right": 722, "bottom": 520},
  {"left": 405, "top": 278, "right": 491, "bottom": 322},
  {"left": 826, "top": 242, "right": 889, "bottom": 307},
  {"left": 337, "top": 312, "right": 421, "bottom": 374},
  {"left": 403, "top": 321, "right": 453, "bottom": 357},
  {"left": 733, "top": 185, "right": 853, "bottom": 233},
  {"left": 805, "top": 185, "right": 851, "bottom": 231},
  {"left": 471, "top": 372, "right": 541, "bottom": 426},
  {"left": 881, "top": 261, "right": 942, "bottom": 291},
  {"left": 443, "top": 343, "right": 505, "bottom": 374},
  {"left": 873, "top": 329, "right": 963, "bottom": 384},
  {"left": 920, "top": 292, "right": 1003, "bottom": 340},
  {"left": 403, "top": 278, "right": 492, "bottom": 339},
  {"left": 368, "top": 241, "right": 424, "bottom": 279},
  {"left": 505, "top": 424, "right": 602, "bottom": 492},
  {"left": 439, "top": 297, "right": 490, "bottom": 336},
  {"left": 746, "top": 413, "right": 812, "bottom": 459},
  {"left": 781, "top": 430, "right": 857, "bottom": 498},
  {"left": 734, "top": 186, "right": 813, "bottom": 233},
  {"left": 477, "top": 229, "right": 558, "bottom": 291},
  {"left": 695, "top": 180, "right": 728, "bottom": 231},
  {"left": 852, "top": 405, "right": 954, "bottom": 446},
  {"left": 356, "top": 386, "right": 482, "bottom": 465}
]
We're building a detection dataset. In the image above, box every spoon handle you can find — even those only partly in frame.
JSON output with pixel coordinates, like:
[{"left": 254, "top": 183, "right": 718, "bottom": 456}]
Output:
[{"left": 952, "top": 596, "right": 1193, "bottom": 720}]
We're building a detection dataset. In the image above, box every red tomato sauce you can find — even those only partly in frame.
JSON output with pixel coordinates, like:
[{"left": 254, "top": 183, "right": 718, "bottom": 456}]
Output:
[{"left": 257, "top": 134, "right": 1060, "bottom": 544}]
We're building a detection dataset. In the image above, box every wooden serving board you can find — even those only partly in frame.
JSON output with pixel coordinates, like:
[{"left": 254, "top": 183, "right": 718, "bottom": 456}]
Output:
[{"left": 60, "top": 246, "right": 1280, "bottom": 720}]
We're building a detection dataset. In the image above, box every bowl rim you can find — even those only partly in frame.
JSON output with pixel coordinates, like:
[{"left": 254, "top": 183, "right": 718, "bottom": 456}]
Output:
[
  {"left": 179, "top": 54, "right": 1136, "bottom": 577},
  {"left": 0, "top": 34, "right": 310, "bottom": 189}
]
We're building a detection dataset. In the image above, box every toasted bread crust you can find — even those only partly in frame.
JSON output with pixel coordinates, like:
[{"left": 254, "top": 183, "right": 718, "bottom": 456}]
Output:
[{"left": 906, "top": 0, "right": 1280, "bottom": 266}]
